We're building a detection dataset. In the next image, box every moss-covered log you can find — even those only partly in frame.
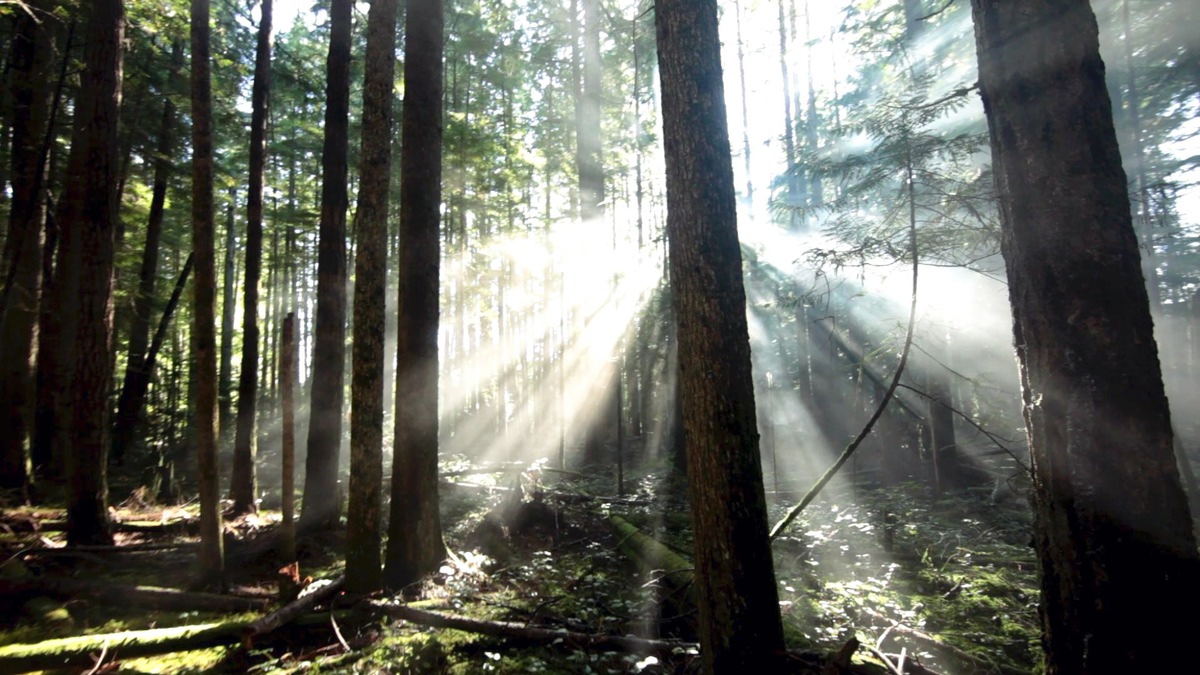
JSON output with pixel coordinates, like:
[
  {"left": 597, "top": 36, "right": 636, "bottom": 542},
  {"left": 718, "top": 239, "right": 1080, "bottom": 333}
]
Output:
[
  {"left": 607, "top": 514, "right": 696, "bottom": 637},
  {"left": 0, "top": 612, "right": 344, "bottom": 673},
  {"left": 0, "top": 620, "right": 251, "bottom": 673}
]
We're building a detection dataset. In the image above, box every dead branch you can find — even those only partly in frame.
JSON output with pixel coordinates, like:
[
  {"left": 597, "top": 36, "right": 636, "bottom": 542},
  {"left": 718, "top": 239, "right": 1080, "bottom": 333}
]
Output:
[{"left": 246, "top": 575, "right": 344, "bottom": 638}]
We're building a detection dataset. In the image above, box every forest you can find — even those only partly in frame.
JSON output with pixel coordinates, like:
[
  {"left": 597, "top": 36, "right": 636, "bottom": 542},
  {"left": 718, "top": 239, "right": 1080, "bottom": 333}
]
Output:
[{"left": 1, "top": 0, "right": 1198, "bottom": 672}]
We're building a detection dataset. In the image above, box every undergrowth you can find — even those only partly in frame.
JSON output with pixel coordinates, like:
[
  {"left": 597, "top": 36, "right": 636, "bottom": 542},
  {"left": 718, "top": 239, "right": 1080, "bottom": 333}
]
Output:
[{"left": 0, "top": 464, "right": 1041, "bottom": 674}]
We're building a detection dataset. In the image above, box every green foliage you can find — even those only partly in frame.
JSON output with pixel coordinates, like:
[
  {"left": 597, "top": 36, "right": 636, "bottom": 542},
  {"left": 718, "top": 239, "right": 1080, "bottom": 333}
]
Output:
[{"left": 770, "top": 485, "right": 1040, "bottom": 674}]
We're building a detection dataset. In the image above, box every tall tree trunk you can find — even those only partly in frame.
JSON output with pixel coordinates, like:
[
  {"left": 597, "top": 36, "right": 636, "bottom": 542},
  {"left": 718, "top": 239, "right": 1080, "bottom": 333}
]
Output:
[
  {"left": 219, "top": 191, "right": 237, "bottom": 438},
  {"left": 191, "top": 0, "right": 224, "bottom": 580},
  {"left": 733, "top": 0, "right": 753, "bottom": 207},
  {"left": 654, "top": 1, "right": 786, "bottom": 671},
  {"left": 346, "top": 0, "right": 397, "bottom": 594},
  {"left": 803, "top": 1, "right": 822, "bottom": 206},
  {"left": 0, "top": 1, "right": 54, "bottom": 490},
  {"left": 576, "top": 0, "right": 613, "bottom": 466},
  {"left": 776, "top": 0, "right": 799, "bottom": 226},
  {"left": 384, "top": 0, "right": 447, "bottom": 590},
  {"left": 970, "top": 2, "right": 1200, "bottom": 672},
  {"left": 113, "top": 40, "right": 183, "bottom": 464},
  {"left": 1121, "top": 0, "right": 1160, "bottom": 309},
  {"left": 299, "top": 0, "right": 353, "bottom": 532},
  {"left": 59, "top": 0, "right": 124, "bottom": 546},
  {"left": 280, "top": 312, "right": 297, "bottom": 562},
  {"left": 28, "top": 20, "right": 73, "bottom": 481},
  {"left": 229, "top": 0, "right": 272, "bottom": 516}
]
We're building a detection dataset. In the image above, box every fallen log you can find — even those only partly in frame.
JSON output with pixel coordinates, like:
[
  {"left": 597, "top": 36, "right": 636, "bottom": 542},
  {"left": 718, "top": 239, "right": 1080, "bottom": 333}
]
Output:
[
  {"left": 16, "top": 542, "right": 197, "bottom": 558},
  {"left": 606, "top": 515, "right": 696, "bottom": 637},
  {"left": 0, "top": 577, "right": 269, "bottom": 613},
  {"left": 0, "top": 619, "right": 250, "bottom": 673},
  {"left": 442, "top": 480, "right": 650, "bottom": 506},
  {"left": 369, "top": 602, "right": 927, "bottom": 674},
  {"left": 369, "top": 601, "right": 692, "bottom": 656},
  {"left": 0, "top": 613, "right": 342, "bottom": 673},
  {"left": 245, "top": 575, "right": 344, "bottom": 638}
]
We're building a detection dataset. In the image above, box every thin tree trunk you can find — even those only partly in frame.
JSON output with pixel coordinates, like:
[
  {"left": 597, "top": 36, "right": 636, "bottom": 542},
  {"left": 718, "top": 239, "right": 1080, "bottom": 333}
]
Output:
[
  {"left": 112, "top": 40, "right": 183, "bottom": 464},
  {"left": 0, "top": 1, "right": 54, "bottom": 490},
  {"left": 29, "top": 21, "right": 73, "bottom": 480},
  {"left": 229, "top": 0, "right": 272, "bottom": 516},
  {"left": 218, "top": 191, "right": 237, "bottom": 439},
  {"left": 734, "top": 0, "right": 753, "bottom": 206},
  {"left": 191, "top": 0, "right": 225, "bottom": 580},
  {"left": 280, "top": 312, "right": 297, "bottom": 561},
  {"left": 777, "top": 0, "right": 799, "bottom": 225},
  {"left": 1122, "top": 0, "right": 1159, "bottom": 309}
]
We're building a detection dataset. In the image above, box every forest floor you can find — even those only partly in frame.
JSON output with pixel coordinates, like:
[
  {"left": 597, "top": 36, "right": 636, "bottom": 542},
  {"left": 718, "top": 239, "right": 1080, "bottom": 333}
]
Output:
[{"left": 0, "top": 457, "right": 1040, "bottom": 674}]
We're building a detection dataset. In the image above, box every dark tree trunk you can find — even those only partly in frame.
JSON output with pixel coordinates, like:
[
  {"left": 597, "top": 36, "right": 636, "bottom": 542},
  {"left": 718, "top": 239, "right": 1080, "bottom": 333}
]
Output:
[
  {"left": 229, "top": 0, "right": 272, "bottom": 516},
  {"left": 191, "top": 0, "right": 224, "bottom": 580},
  {"left": 112, "top": 254, "right": 193, "bottom": 470},
  {"left": 59, "top": 0, "right": 125, "bottom": 546},
  {"left": 0, "top": 2, "right": 54, "bottom": 490},
  {"left": 384, "top": 0, "right": 447, "bottom": 590},
  {"left": 113, "top": 40, "right": 183, "bottom": 464},
  {"left": 298, "top": 0, "right": 352, "bottom": 533},
  {"left": 346, "top": 0, "right": 397, "bottom": 594},
  {"left": 970, "top": 2, "right": 1200, "bottom": 672},
  {"left": 218, "top": 192, "right": 236, "bottom": 438},
  {"left": 654, "top": 1, "right": 786, "bottom": 672},
  {"left": 280, "top": 312, "right": 297, "bottom": 562}
]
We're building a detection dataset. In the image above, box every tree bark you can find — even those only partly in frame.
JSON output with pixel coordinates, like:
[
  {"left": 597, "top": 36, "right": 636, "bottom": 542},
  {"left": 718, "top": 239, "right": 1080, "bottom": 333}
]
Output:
[
  {"left": 229, "top": 0, "right": 272, "bottom": 516},
  {"left": 970, "top": 2, "right": 1200, "bottom": 672},
  {"left": 654, "top": 1, "right": 787, "bottom": 672},
  {"left": 191, "top": 0, "right": 224, "bottom": 580},
  {"left": 299, "top": 0, "right": 353, "bottom": 533},
  {"left": 280, "top": 312, "right": 297, "bottom": 561},
  {"left": 0, "top": 1, "right": 53, "bottom": 490},
  {"left": 219, "top": 192, "right": 237, "bottom": 438},
  {"left": 58, "top": 0, "right": 124, "bottom": 547},
  {"left": 346, "top": 0, "right": 397, "bottom": 595},
  {"left": 384, "top": 0, "right": 447, "bottom": 590}
]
